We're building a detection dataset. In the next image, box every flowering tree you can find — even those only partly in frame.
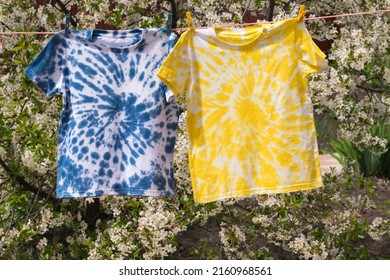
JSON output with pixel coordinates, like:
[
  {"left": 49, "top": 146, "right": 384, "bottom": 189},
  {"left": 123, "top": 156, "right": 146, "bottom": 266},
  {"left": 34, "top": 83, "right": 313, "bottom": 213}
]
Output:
[{"left": 0, "top": 0, "right": 389, "bottom": 260}]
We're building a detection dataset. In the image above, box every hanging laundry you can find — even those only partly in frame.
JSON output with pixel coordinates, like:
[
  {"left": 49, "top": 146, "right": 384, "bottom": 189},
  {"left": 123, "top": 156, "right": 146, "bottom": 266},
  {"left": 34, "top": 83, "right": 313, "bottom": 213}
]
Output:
[
  {"left": 158, "top": 8, "right": 327, "bottom": 203},
  {"left": 25, "top": 28, "right": 179, "bottom": 199}
]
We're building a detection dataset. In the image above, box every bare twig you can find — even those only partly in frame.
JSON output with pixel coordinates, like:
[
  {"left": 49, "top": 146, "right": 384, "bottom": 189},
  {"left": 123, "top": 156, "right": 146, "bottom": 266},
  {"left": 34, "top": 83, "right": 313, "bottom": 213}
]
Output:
[{"left": 241, "top": 0, "right": 254, "bottom": 21}]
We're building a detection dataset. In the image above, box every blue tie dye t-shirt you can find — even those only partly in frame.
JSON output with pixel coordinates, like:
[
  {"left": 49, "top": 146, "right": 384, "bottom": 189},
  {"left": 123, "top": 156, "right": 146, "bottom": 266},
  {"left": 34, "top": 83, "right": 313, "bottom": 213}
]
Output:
[{"left": 25, "top": 28, "right": 179, "bottom": 199}]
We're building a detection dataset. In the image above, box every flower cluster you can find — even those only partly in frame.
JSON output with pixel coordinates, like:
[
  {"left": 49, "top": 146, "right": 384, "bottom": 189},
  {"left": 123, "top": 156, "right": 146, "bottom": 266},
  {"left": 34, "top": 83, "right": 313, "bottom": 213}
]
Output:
[
  {"left": 309, "top": 0, "right": 390, "bottom": 152},
  {"left": 137, "top": 198, "right": 183, "bottom": 259},
  {"left": 368, "top": 217, "right": 390, "bottom": 241}
]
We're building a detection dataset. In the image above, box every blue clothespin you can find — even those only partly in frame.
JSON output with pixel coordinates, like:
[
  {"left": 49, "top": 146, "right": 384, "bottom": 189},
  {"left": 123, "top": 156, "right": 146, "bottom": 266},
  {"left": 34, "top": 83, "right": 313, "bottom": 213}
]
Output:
[
  {"left": 65, "top": 13, "right": 70, "bottom": 37},
  {"left": 167, "top": 11, "right": 173, "bottom": 34}
]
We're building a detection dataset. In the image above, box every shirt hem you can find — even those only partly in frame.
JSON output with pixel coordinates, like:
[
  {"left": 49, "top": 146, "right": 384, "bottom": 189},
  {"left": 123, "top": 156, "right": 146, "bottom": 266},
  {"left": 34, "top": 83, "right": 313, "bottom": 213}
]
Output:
[
  {"left": 56, "top": 190, "right": 176, "bottom": 199},
  {"left": 193, "top": 179, "right": 324, "bottom": 204}
]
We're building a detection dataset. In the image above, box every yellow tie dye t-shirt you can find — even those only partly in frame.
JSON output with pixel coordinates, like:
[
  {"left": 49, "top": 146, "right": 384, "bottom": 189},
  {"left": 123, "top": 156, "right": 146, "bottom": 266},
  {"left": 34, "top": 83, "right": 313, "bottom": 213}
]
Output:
[{"left": 157, "top": 16, "right": 327, "bottom": 203}]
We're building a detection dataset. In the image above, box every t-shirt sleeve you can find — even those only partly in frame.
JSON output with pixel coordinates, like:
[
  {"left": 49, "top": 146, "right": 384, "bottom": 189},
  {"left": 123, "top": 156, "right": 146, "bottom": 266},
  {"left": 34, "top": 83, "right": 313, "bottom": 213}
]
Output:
[
  {"left": 295, "top": 21, "right": 327, "bottom": 77},
  {"left": 24, "top": 33, "right": 65, "bottom": 97},
  {"left": 157, "top": 31, "right": 191, "bottom": 98}
]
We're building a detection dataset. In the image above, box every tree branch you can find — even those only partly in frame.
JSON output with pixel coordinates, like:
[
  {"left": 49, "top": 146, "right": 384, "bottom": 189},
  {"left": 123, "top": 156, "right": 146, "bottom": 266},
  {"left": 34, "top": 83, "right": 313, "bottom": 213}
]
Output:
[
  {"left": 0, "top": 177, "right": 11, "bottom": 188},
  {"left": 267, "top": 0, "right": 276, "bottom": 21},
  {"left": 0, "top": 19, "right": 12, "bottom": 31},
  {"left": 168, "top": 0, "right": 178, "bottom": 29},
  {"left": 53, "top": 0, "right": 77, "bottom": 28},
  {"left": 0, "top": 157, "right": 57, "bottom": 205},
  {"left": 84, "top": 197, "right": 101, "bottom": 229},
  {"left": 357, "top": 85, "right": 390, "bottom": 94}
]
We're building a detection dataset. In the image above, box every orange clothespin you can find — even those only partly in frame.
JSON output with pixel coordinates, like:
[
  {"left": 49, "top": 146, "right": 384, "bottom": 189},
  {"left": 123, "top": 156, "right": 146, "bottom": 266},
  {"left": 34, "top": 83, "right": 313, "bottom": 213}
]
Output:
[
  {"left": 186, "top": 11, "right": 195, "bottom": 34},
  {"left": 297, "top": 5, "right": 306, "bottom": 21}
]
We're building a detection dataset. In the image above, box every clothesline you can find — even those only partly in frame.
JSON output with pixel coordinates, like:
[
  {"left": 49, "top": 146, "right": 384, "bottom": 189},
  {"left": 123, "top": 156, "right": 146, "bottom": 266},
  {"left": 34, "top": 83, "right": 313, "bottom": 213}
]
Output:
[{"left": 0, "top": 8, "right": 389, "bottom": 35}]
